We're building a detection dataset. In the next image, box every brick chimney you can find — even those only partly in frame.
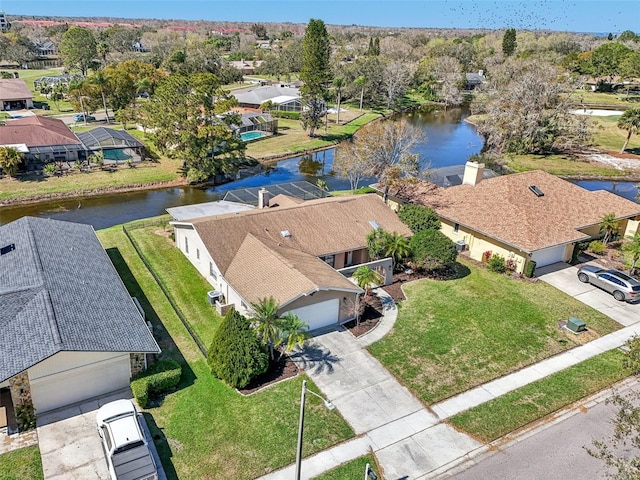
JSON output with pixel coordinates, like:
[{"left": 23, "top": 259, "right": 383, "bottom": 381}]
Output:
[
  {"left": 258, "top": 188, "right": 270, "bottom": 209},
  {"left": 462, "top": 161, "right": 484, "bottom": 186}
]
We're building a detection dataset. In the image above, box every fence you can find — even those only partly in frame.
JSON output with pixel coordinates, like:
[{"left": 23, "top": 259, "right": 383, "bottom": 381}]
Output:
[{"left": 122, "top": 223, "right": 208, "bottom": 356}]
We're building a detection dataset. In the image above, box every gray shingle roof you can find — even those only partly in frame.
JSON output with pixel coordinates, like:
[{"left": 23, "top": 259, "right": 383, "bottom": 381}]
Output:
[{"left": 0, "top": 217, "right": 159, "bottom": 383}]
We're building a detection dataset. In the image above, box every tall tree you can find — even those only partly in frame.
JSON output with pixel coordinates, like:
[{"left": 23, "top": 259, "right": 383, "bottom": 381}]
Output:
[
  {"left": 299, "top": 18, "right": 332, "bottom": 137},
  {"left": 87, "top": 71, "right": 110, "bottom": 123},
  {"left": 502, "top": 28, "right": 517, "bottom": 56},
  {"left": 0, "top": 146, "right": 23, "bottom": 177},
  {"left": 382, "top": 60, "right": 413, "bottom": 110},
  {"left": 251, "top": 296, "right": 282, "bottom": 360},
  {"left": 333, "top": 76, "right": 344, "bottom": 124},
  {"left": 59, "top": 26, "right": 97, "bottom": 76},
  {"left": 617, "top": 108, "right": 640, "bottom": 153},
  {"left": 354, "top": 75, "right": 366, "bottom": 111},
  {"left": 143, "top": 72, "right": 248, "bottom": 182}
]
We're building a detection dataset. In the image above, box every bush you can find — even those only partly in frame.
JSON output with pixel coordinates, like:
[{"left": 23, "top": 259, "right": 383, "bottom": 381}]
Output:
[
  {"left": 208, "top": 308, "right": 269, "bottom": 389},
  {"left": 487, "top": 254, "right": 507, "bottom": 273},
  {"left": 131, "top": 358, "right": 182, "bottom": 408},
  {"left": 271, "top": 110, "right": 300, "bottom": 120},
  {"left": 43, "top": 163, "right": 57, "bottom": 176},
  {"left": 354, "top": 186, "right": 377, "bottom": 194},
  {"left": 398, "top": 204, "right": 441, "bottom": 233},
  {"left": 589, "top": 240, "right": 607, "bottom": 255},
  {"left": 15, "top": 400, "right": 36, "bottom": 431},
  {"left": 409, "top": 229, "right": 458, "bottom": 271},
  {"left": 524, "top": 260, "right": 536, "bottom": 278}
]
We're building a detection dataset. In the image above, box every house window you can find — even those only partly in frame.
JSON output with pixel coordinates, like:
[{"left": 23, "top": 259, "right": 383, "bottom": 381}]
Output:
[
  {"left": 453, "top": 223, "right": 460, "bottom": 234},
  {"left": 210, "top": 262, "right": 217, "bottom": 281},
  {"left": 320, "top": 254, "right": 335, "bottom": 267},
  {"left": 185, "top": 237, "right": 189, "bottom": 254}
]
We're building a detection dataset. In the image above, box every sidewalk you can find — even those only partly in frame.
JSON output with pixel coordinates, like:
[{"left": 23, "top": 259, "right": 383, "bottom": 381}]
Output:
[{"left": 259, "top": 287, "right": 640, "bottom": 480}]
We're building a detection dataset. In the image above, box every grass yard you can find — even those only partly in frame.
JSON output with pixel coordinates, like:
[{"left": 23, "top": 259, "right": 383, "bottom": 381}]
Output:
[
  {"left": 577, "top": 90, "right": 640, "bottom": 107},
  {"left": 502, "top": 152, "right": 630, "bottom": 177},
  {"left": 245, "top": 113, "right": 380, "bottom": 159},
  {"left": 368, "top": 259, "right": 621, "bottom": 405},
  {"left": 0, "top": 446, "right": 44, "bottom": 480},
  {"left": 590, "top": 115, "right": 640, "bottom": 155},
  {"left": 313, "top": 454, "right": 379, "bottom": 480},
  {"left": 449, "top": 349, "right": 630, "bottom": 442},
  {"left": 97, "top": 224, "right": 353, "bottom": 479}
]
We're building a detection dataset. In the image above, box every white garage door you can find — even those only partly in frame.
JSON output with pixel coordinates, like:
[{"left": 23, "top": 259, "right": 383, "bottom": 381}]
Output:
[
  {"left": 30, "top": 353, "right": 131, "bottom": 413},
  {"left": 288, "top": 298, "right": 340, "bottom": 331},
  {"left": 530, "top": 245, "right": 568, "bottom": 268}
]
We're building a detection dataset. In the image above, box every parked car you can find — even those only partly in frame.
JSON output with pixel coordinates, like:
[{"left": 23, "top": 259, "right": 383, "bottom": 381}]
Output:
[
  {"left": 577, "top": 265, "right": 640, "bottom": 301},
  {"left": 96, "top": 399, "right": 158, "bottom": 480},
  {"left": 73, "top": 113, "right": 96, "bottom": 122}
]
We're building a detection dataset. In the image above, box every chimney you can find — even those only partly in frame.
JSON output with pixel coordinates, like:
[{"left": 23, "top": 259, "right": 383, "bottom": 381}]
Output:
[
  {"left": 258, "top": 188, "right": 270, "bottom": 209},
  {"left": 462, "top": 161, "right": 484, "bottom": 187},
  {"left": 478, "top": 69, "right": 483, "bottom": 77}
]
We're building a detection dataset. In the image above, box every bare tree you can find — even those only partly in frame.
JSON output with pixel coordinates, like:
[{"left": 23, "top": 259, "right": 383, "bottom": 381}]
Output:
[{"left": 382, "top": 60, "right": 413, "bottom": 110}]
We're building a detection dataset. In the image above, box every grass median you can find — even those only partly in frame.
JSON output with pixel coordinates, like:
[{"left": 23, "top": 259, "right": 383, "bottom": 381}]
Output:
[
  {"left": 368, "top": 259, "right": 621, "bottom": 405},
  {"left": 98, "top": 222, "right": 354, "bottom": 479},
  {"left": 449, "top": 349, "right": 630, "bottom": 442},
  {"left": 313, "top": 454, "right": 379, "bottom": 480}
]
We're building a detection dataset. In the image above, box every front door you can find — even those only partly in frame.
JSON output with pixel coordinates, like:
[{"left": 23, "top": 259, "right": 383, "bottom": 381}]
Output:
[{"left": 344, "top": 251, "right": 353, "bottom": 267}]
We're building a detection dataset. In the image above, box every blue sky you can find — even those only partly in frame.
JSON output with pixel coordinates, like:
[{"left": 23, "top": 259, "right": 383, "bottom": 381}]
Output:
[{"left": 0, "top": 0, "right": 636, "bottom": 33}]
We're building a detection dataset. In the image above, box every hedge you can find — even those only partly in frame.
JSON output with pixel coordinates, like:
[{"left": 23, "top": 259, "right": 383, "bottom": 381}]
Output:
[
  {"left": 271, "top": 110, "right": 300, "bottom": 120},
  {"left": 131, "top": 358, "right": 182, "bottom": 408}
]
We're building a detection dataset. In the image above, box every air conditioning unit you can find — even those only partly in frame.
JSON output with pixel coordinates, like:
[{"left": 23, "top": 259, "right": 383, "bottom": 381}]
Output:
[{"left": 455, "top": 240, "right": 467, "bottom": 252}]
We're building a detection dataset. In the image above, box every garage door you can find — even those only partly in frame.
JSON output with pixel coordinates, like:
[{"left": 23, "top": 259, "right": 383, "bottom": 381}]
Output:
[
  {"left": 288, "top": 298, "right": 340, "bottom": 331},
  {"left": 530, "top": 245, "right": 568, "bottom": 268},
  {"left": 30, "top": 353, "right": 131, "bottom": 413}
]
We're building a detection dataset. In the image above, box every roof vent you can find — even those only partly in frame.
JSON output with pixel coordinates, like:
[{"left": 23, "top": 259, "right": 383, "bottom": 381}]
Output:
[
  {"left": 529, "top": 185, "right": 544, "bottom": 197},
  {"left": 0, "top": 243, "right": 15, "bottom": 256},
  {"left": 369, "top": 220, "right": 380, "bottom": 230},
  {"left": 281, "top": 230, "right": 291, "bottom": 238}
]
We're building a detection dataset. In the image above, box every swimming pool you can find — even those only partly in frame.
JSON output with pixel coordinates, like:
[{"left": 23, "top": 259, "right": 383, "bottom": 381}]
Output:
[{"left": 240, "top": 131, "right": 266, "bottom": 142}]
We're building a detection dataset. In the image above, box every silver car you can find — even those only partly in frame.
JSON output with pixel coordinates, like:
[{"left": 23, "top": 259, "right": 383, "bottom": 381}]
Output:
[{"left": 577, "top": 265, "right": 640, "bottom": 301}]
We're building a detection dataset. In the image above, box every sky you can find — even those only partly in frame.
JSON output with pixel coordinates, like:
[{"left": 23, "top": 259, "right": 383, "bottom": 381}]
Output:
[{"left": 0, "top": 0, "right": 637, "bottom": 33}]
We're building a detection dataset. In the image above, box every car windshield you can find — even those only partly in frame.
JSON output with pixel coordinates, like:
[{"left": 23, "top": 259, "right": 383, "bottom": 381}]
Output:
[{"left": 113, "top": 439, "right": 145, "bottom": 455}]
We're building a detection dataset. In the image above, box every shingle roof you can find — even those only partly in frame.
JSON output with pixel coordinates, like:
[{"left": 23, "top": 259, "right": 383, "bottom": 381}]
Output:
[
  {"left": 399, "top": 170, "right": 640, "bottom": 252},
  {"left": 0, "top": 217, "right": 159, "bottom": 383},
  {"left": 188, "top": 194, "right": 410, "bottom": 305},
  {"left": 0, "top": 78, "right": 34, "bottom": 101},
  {"left": 0, "top": 116, "right": 81, "bottom": 147}
]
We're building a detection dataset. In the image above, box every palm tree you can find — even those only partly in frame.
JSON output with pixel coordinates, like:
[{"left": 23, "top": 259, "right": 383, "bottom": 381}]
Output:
[
  {"left": 0, "top": 146, "right": 23, "bottom": 178},
  {"left": 333, "top": 76, "right": 344, "bottom": 124},
  {"left": 354, "top": 76, "right": 366, "bottom": 112},
  {"left": 624, "top": 233, "right": 640, "bottom": 275},
  {"left": 384, "top": 232, "right": 411, "bottom": 271},
  {"left": 618, "top": 108, "right": 640, "bottom": 154},
  {"left": 89, "top": 71, "right": 110, "bottom": 124},
  {"left": 599, "top": 212, "right": 620, "bottom": 244},
  {"left": 251, "top": 296, "right": 283, "bottom": 360},
  {"left": 279, "top": 313, "right": 309, "bottom": 357},
  {"left": 352, "top": 266, "right": 383, "bottom": 298}
]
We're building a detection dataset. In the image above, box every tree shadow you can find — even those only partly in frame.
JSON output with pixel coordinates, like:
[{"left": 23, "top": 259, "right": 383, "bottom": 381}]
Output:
[
  {"left": 289, "top": 341, "right": 341, "bottom": 375},
  {"left": 452, "top": 262, "right": 472, "bottom": 279},
  {"left": 105, "top": 247, "right": 196, "bottom": 393},
  {"left": 143, "top": 412, "right": 179, "bottom": 480}
]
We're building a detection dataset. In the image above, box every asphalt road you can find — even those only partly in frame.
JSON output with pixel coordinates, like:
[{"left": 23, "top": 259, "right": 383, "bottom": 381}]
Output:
[{"left": 442, "top": 389, "right": 638, "bottom": 480}]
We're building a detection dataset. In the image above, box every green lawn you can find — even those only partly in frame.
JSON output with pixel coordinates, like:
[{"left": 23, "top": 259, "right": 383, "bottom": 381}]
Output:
[
  {"left": 577, "top": 90, "right": 640, "bottom": 107},
  {"left": 449, "top": 349, "right": 630, "bottom": 442},
  {"left": 591, "top": 115, "right": 640, "bottom": 154},
  {"left": 0, "top": 446, "right": 44, "bottom": 480},
  {"left": 368, "top": 259, "right": 621, "bottom": 405},
  {"left": 313, "top": 454, "right": 379, "bottom": 480},
  {"left": 97, "top": 224, "right": 354, "bottom": 479},
  {"left": 502, "top": 152, "right": 630, "bottom": 177},
  {"left": 1, "top": 67, "right": 75, "bottom": 114}
]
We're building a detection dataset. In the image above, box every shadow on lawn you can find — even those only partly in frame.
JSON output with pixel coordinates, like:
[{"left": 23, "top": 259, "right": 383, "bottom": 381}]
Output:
[{"left": 105, "top": 247, "right": 196, "bottom": 392}]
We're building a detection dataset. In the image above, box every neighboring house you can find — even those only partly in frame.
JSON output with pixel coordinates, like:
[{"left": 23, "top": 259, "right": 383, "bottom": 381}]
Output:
[
  {"left": 170, "top": 193, "right": 412, "bottom": 330},
  {"left": 0, "top": 78, "right": 34, "bottom": 110},
  {"left": 33, "top": 39, "right": 57, "bottom": 56},
  {"left": 228, "top": 59, "right": 263, "bottom": 75},
  {"left": 465, "top": 70, "right": 486, "bottom": 90},
  {"left": 132, "top": 41, "right": 150, "bottom": 53},
  {"left": 386, "top": 163, "right": 640, "bottom": 274},
  {"left": 0, "top": 116, "right": 84, "bottom": 168},
  {"left": 76, "top": 127, "right": 146, "bottom": 164},
  {"left": 222, "top": 181, "right": 332, "bottom": 206},
  {"left": 233, "top": 84, "right": 302, "bottom": 112},
  {"left": 232, "top": 112, "right": 278, "bottom": 135},
  {"left": 33, "top": 74, "right": 77, "bottom": 91},
  {"left": 0, "top": 217, "right": 159, "bottom": 423}
]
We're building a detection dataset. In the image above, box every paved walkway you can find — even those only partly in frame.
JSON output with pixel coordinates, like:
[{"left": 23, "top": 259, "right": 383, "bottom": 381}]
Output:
[{"left": 260, "top": 276, "right": 640, "bottom": 480}]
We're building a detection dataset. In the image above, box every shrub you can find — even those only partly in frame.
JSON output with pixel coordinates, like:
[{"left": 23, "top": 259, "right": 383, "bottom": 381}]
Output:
[
  {"left": 524, "top": 260, "right": 536, "bottom": 278},
  {"left": 131, "top": 358, "right": 182, "bottom": 408},
  {"left": 271, "top": 110, "right": 300, "bottom": 120},
  {"left": 354, "top": 186, "right": 377, "bottom": 194},
  {"left": 482, "top": 250, "right": 492, "bottom": 263},
  {"left": 589, "top": 240, "right": 607, "bottom": 255},
  {"left": 366, "top": 228, "right": 390, "bottom": 260},
  {"left": 15, "top": 400, "right": 36, "bottom": 431},
  {"left": 506, "top": 257, "right": 518, "bottom": 272},
  {"left": 409, "top": 229, "right": 458, "bottom": 271},
  {"left": 43, "top": 163, "right": 57, "bottom": 176},
  {"left": 487, "top": 254, "right": 507, "bottom": 273},
  {"left": 398, "top": 204, "right": 441, "bottom": 233},
  {"left": 208, "top": 308, "right": 269, "bottom": 389}
]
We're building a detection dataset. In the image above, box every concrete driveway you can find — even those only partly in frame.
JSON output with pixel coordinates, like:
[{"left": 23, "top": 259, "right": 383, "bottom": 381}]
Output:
[
  {"left": 37, "top": 389, "right": 165, "bottom": 480},
  {"left": 536, "top": 262, "right": 639, "bottom": 326}
]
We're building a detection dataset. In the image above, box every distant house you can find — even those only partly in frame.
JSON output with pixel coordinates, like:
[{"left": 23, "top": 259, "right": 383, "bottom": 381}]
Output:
[
  {"left": 0, "top": 78, "right": 34, "bottom": 110},
  {"left": 33, "top": 39, "right": 57, "bottom": 56},
  {"left": 0, "top": 11, "right": 10, "bottom": 32},
  {"left": 132, "top": 41, "right": 150, "bottom": 53},
  {"left": 232, "top": 112, "right": 278, "bottom": 135},
  {"left": 0, "top": 217, "right": 159, "bottom": 421},
  {"left": 233, "top": 84, "right": 302, "bottom": 112},
  {"left": 33, "top": 74, "right": 78, "bottom": 91},
  {"left": 465, "top": 70, "right": 486, "bottom": 90},
  {"left": 228, "top": 59, "right": 263, "bottom": 75}
]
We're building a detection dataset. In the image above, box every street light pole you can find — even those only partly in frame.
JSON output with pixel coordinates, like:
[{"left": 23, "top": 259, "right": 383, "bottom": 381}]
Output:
[{"left": 295, "top": 380, "right": 335, "bottom": 480}]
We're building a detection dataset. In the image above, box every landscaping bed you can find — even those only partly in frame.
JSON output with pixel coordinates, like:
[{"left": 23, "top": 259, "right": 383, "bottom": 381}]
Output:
[{"left": 238, "top": 355, "right": 299, "bottom": 395}]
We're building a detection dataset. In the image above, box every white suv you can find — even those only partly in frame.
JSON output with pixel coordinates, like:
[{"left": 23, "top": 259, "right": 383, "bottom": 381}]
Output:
[{"left": 96, "top": 399, "right": 158, "bottom": 480}]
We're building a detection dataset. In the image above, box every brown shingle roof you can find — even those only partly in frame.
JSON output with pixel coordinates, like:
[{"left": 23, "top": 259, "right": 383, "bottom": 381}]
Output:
[
  {"left": 190, "top": 194, "right": 410, "bottom": 304},
  {"left": 400, "top": 170, "right": 640, "bottom": 252},
  {"left": 0, "top": 116, "right": 81, "bottom": 147},
  {"left": 0, "top": 79, "right": 34, "bottom": 101}
]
